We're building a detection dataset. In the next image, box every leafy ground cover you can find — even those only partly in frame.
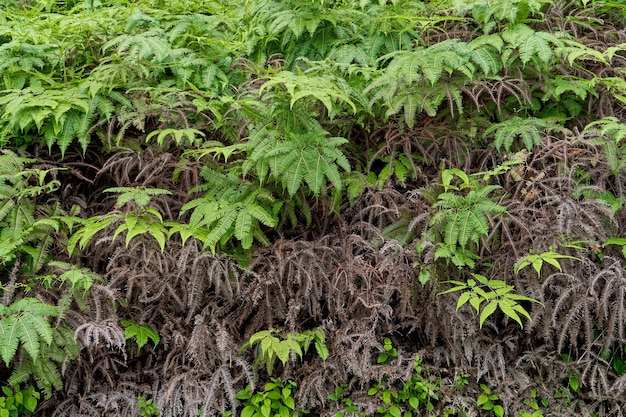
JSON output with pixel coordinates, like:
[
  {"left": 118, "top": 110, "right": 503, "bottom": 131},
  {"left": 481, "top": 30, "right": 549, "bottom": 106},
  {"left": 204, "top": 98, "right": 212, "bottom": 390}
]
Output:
[{"left": 1, "top": 0, "right": 626, "bottom": 415}]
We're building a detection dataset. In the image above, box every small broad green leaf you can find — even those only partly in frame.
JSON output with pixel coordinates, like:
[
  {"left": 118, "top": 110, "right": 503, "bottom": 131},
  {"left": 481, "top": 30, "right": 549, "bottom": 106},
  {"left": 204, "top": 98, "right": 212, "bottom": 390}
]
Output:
[
  {"left": 24, "top": 396, "right": 37, "bottom": 412},
  {"left": 241, "top": 405, "right": 256, "bottom": 417},
  {"left": 283, "top": 396, "right": 295, "bottom": 410},
  {"left": 389, "top": 405, "right": 402, "bottom": 417},
  {"left": 477, "top": 394, "right": 489, "bottom": 406},
  {"left": 120, "top": 319, "right": 160, "bottom": 353}
]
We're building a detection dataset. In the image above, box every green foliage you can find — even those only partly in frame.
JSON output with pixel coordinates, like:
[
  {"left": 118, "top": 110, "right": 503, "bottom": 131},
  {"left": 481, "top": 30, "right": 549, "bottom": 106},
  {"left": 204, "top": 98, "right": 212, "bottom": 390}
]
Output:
[
  {"left": 439, "top": 273, "right": 541, "bottom": 328},
  {"left": 0, "top": 84, "right": 106, "bottom": 156},
  {"left": 0, "top": 150, "right": 61, "bottom": 272},
  {"left": 67, "top": 187, "right": 172, "bottom": 254},
  {"left": 514, "top": 250, "right": 581, "bottom": 278},
  {"left": 501, "top": 23, "right": 564, "bottom": 68},
  {"left": 476, "top": 384, "right": 503, "bottom": 417},
  {"left": 519, "top": 388, "right": 548, "bottom": 417},
  {"left": 327, "top": 383, "right": 364, "bottom": 417},
  {"left": 376, "top": 337, "right": 398, "bottom": 364},
  {"left": 235, "top": 379, "right": 306, "bottom": 417},
  {"left": 366, "top": 39, "right": 476, "bottom": 126},
  {"left": 7, "top": 324, "right": 78, "bottom": 399},
  {"left": 244, "top": 129, "right": 351, "bottom": 198},
  {"left": 0, "top": 298, "right": 58, "bottom": 366},
  {"left": 258, "top": 71, "right": 357, "bottom": 118},
  {"left": 239, "top": 327, "right": 328, "bottom": 376},
  {"left": 603, "top": 237, "right": 626, "bottom": 258},
  {"left": 467, "top": 0, "right": 553, "bottom": 31},
  {"left": 0, "top": 385, "right": 40, "bottom": 417},
  {"left": 484, "top": 117, "right": 548, "bottom": 152},
  {"left": 2, "top": 0, "right": 626, "bottom": 414},
  {"left": 599, "top": 342, "right": 626, "bottom": 376},
  {"left": 583, "top": 117, "right": 626, "bottom": 175},
  {"left": 172, "top": 178, "right": 280, "bottom": 253},
  {"left": 120, "top": 319, "right": 160, "bottom": 354},
  {"left": 137, "top": 396, "right": 160, "bottom": 417},
  {"left": 428, "top": 168, "right": 506, "bottom": 269},
  {"left": 368, "top": 355, "right": 440, "bottom": 417},
  {"left": 104, "top": 187, "right": 172, "bottom": 209}
]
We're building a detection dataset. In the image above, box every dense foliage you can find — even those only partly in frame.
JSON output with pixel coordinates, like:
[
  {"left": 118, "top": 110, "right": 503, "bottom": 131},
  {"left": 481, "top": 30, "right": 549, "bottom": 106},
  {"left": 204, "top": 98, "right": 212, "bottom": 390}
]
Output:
[{"left": 1, "top": 0, "right": 626, "bottom": 415}]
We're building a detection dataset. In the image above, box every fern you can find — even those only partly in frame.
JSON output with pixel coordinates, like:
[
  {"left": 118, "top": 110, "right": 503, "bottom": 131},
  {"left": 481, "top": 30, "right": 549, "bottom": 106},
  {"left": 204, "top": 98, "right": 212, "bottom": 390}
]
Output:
[
  {"left": 258, "top": 70, "right": 357, "bottom": 117},
  {"left": 172, "top": 175, "right": 280, "bottom": 252},
  {"left": 120, "top": 319, "right": 160, "bottom": 354},
  {"left": 501, "top": 23, "right": 565, "bottom": 68},
  {"left": 104, "top": 187, "right": 173, "bottom": 209},
  {"left": 0, "top": 151, "right": 61, "bottom": 271},
  {"left": 429, "top": 169, "right": 507, "bottom": 268},
  {"left": 244, "top": 129, "right": 351, "bottom": 197},
  {"left": 431, "top": 185, "right": 506, "bottom": 248},
  {"left": 465, "top": 0, "right": 553, "bottom": 31},
  {"left": 145, "top": 128, "right": 206, "bottom": 148},
  {"left": 582, "top": 117, "right": 626, "bottom": 175},
  {"left": 7, "top": 324, "right": 78, "bottom": 399},
  {"left": 0, "top": 298, "right": 58, "bottom": 366},
  {"left": 484, "top": 116, "right": 548, "bottom": 152},
  {"left": 0, "top": 85, "right": 96, "bottom": 155},
  {"left": 366, "top": 39, "right": 476, "bottom": 127}
]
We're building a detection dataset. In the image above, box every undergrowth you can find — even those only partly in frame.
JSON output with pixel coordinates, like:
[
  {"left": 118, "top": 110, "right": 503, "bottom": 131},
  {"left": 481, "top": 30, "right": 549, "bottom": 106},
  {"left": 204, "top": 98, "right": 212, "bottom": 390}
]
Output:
[{"left": 1, "top": 0, "right": 626, "bottom": 416}]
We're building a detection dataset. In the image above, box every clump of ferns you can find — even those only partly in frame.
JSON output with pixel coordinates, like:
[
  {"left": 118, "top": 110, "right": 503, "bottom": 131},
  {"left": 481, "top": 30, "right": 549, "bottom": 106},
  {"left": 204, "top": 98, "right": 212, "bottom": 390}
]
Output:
[
  {"left": 343, "top": 186, "right": 420, "bottom": 240},
  {"left": 155, "top": 316, "right": 254, "bottom": 417},
  {"left": 96, "top": 149, "right": 192, "bottom": 211},
  {"left": 530, "top": 256, "right": 626, "bottom": 367}
]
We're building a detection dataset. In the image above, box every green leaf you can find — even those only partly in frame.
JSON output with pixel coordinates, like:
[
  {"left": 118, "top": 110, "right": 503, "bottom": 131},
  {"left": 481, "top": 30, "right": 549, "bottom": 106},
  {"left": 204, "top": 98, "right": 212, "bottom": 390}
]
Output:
[
  {"left": 456, "top": 291, "right": 472, "bottom": 310},
  {"left": 283, "top": 396, "right": 295, "bottom": 410},
  {"left": 389, "top": 405, "right": 401, "bottom": 417},
  {"left": 120, "top": 320, "right": 160, "bottom": 353},
  {"left": 498, "top": 299, "right": 524, "bottom": 327},
  {"left": 479, "top": 300, "right": 499, "bottom": 328},
  {"left": 241, "top": 405, "right": 256, "bottom": 417}
]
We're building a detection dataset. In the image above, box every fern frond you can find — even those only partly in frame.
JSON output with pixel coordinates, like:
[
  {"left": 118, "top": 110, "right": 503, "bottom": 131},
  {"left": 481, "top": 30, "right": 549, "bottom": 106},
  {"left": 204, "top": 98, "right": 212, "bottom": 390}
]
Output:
[
  {"left": 247, "top": 130, "right": 350, "bottom": 197},
  {"left": 0, "top": 298, "right": 58, "bottom": 365},
  {"left": 502, "top": 23, "right": 564, "bottom": 67},
  {"left": 484, "top": 117, "right": 548, "bottom": 152}
]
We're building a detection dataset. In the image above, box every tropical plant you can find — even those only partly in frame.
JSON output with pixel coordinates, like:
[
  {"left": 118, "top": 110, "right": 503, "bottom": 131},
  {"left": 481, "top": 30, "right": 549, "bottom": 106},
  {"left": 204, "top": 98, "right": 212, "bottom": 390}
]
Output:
[
  {"left": 2, "top": 0, "right": 626, "bottom": 415},
  {"left": 439, "top": 273, "right": 541, "bottom": 328},
  {"left": 239, "top": 327, "right": 328, "bottom": 376}
]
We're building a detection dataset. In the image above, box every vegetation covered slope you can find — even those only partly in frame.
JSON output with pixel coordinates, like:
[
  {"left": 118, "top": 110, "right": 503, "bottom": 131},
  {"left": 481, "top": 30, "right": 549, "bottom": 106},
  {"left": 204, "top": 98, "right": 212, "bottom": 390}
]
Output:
[{"left": 1, "top": 0, "right": 626, "bottom": 415}]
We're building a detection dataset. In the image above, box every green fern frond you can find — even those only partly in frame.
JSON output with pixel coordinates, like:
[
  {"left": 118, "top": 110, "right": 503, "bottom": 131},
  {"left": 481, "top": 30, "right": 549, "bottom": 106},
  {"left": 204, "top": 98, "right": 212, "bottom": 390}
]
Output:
[
  {"left": 0, "top": 298, "right": 58, "bottom": 366},
  {"left": 102, "top": 30, "right": 176, "bottom": 63},
  {"left": 469, "top": 34, "right": 504, "bottom": 75},
  {"left": 502, "top": 23, "right": 564, "bottom": 67},
  {"left": 177, "top": 181, "right": 280, "bottom": 252},
  {"left": 247, "top": 130, "right": 350, "bottom": 197},
  {"left": 582, "top": 117, "right": 626, "bottom": 175},
  {"left": 366, "top": 39, "right": 477, "bottom": 127},
  {"left": 104, "top": 187, "right": 173, "bottom": 209},
  {"left": 430, "top": 175, "right": 506, "bottom": 260},
  {"left": 484, "top": 116, "right": 548, "bottom": 152},
  {"left": 259, "top": 70, "right": 357, "bottom": 116},
  {"left": 8, "top": 324, "right": 77, "bottom": 399}
]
